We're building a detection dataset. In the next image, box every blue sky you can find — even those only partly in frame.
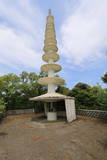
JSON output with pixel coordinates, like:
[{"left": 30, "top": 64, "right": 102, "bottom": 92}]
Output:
[{"left": 0, "top": 0, "right": 107, "bottom": 88}]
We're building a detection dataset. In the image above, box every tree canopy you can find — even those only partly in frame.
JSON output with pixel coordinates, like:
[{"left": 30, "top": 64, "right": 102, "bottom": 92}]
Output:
[{"left": 0, "top": 71, "right": 46, "bottom": 110}]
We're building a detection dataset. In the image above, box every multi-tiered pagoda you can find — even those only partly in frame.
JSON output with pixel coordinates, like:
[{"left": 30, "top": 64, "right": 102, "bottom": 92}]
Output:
[{"left": 30, "top": 10, "right": 76, "bottom": 122}]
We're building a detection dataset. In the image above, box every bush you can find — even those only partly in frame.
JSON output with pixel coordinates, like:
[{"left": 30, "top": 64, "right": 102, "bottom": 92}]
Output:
[
  {"left": 0, "top": 105, "right": 5, "bottom": 111},
  {"left": 0, "top": 99, "right": 6, "bottom": 121}
]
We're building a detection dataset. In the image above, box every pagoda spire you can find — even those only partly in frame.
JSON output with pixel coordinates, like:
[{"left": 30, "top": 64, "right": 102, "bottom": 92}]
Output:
[
  {"left": 38, "top": 10, "right": 64, "bottom": 93},
  {"left": 48, "top": 9, "right": 51, "bottom": 15},
  {"left": 43, "top": 9, "right": 57, "bottom": 53}
]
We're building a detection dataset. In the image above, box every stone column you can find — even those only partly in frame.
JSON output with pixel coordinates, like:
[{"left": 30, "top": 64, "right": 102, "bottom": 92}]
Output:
[{"left": 44, "top": 102, "right": 48, "bottom": 116}]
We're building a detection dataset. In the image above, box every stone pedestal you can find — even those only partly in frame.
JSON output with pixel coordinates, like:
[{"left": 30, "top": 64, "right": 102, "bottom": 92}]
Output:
[{"left": 47, "top": 112, "right": 57, "bottom": 121}]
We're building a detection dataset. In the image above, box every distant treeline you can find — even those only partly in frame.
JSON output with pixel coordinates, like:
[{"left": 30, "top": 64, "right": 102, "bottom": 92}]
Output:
[{"left": 0, "top": 71, "right": 107, "bottom": 111}]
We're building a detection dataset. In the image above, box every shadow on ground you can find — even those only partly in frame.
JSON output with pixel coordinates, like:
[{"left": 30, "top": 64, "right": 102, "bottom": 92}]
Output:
[
  {"left": 31, "top": 115, "right": 66, "bottom": 123},
  {"left": 0, "top": 132, "right": 8, "bottom": 136}
]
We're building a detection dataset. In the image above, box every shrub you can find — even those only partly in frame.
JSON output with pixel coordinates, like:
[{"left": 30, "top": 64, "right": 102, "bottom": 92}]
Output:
[{"left": 0, "top": 105, "right": 5, "bottom": 111}]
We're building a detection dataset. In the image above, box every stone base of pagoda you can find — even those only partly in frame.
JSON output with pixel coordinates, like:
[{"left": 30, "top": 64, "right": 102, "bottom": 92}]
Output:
[{"left": 30, "top": 93, "right": 76, "bottom": 123}]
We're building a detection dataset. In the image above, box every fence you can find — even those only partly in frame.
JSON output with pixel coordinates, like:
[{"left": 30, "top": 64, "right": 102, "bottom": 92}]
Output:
[
  {"left": 7, "top": 109, "right": 34, "bottom": 115},
  {"left": 6, "top": 108, "right": 107, "bottom": 120},
  {"left": 77, "top": 109, "right": 107, "bottom": 120}
]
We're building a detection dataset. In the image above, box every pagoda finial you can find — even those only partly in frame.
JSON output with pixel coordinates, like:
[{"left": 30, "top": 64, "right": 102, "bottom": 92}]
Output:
[
  {"left": 44, "top": 9, "right": 57, "bottom": 53},
  {"left": 48, "top": 9, "right": 51, "bottom": 16}
]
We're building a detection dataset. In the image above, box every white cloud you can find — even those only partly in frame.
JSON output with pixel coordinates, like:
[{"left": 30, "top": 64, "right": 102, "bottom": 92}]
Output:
[
  {"left": 0, "top": 0, "right": 44, "bottom": 72},
  {"left": 0, "top": 25, "right": 42, "bottom": 70},
  {"left": 60, "top": 0, "right": 107, "bottom": 68}
]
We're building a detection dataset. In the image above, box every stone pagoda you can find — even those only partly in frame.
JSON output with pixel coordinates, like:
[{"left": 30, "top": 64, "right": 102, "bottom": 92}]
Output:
[
  {"left": 38, "top": 9, "right": 64, "bottom": 95},
  {"left": 30, "top": 10, "right": 76, "bottom": 122}
]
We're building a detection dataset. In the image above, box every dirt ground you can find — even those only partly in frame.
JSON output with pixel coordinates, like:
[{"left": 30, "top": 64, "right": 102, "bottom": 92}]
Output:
[{"left": 0, "top": 114, "right": 107, "bottom": 160}]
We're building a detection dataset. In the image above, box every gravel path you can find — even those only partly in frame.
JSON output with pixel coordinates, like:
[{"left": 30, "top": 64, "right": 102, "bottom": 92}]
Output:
[{"left": 0, "top": 114, "right": 107, "bottom": 160}]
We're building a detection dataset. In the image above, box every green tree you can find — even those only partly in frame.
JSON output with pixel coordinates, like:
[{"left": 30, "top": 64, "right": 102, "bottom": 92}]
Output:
[
  {"left": 0, "top": 98, "right": 6, "bottom": 111},
  {"left": 96, "top": 87, "right": 107, "bottom": 110},
  {"left": 0, "top": 74, "right": 20, "bottom": 109},
  {"left": 20, "top": 71, "right": 29, "bottom": 83},
  {"left": 56, "top": 86, "right": 71, "bottom": 96},
  {"left": 0, "top": 72, "right": 47, "bottom": 110},
  {"left": 0, "top": 98, "right": 6, "bottom": 119},
  {"left": 101, "top": 72, "right": 107, "bottom": 84},
  {"left": 69, "top": 83, "right": 98, "bottom": 109}
]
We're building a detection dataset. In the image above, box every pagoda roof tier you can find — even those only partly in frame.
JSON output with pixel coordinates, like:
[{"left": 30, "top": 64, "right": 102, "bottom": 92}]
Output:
[
  {"left": 44, "top": 38, "right": 57, "bottom": 45},
  {"left": 41, "top": 64, "right": 61, "bottom": 73},
  {"left": 29, "top": 92, "right": 74, "bottom": 102},
  {"left": 38, "top": 77, "right": 65, "bottom": 85},
  {"left": 42, "top": 53, "right": 59, "bottom": 62},
  {"left": 43, "top": 44, "right": 58, "bottom": 52}
]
